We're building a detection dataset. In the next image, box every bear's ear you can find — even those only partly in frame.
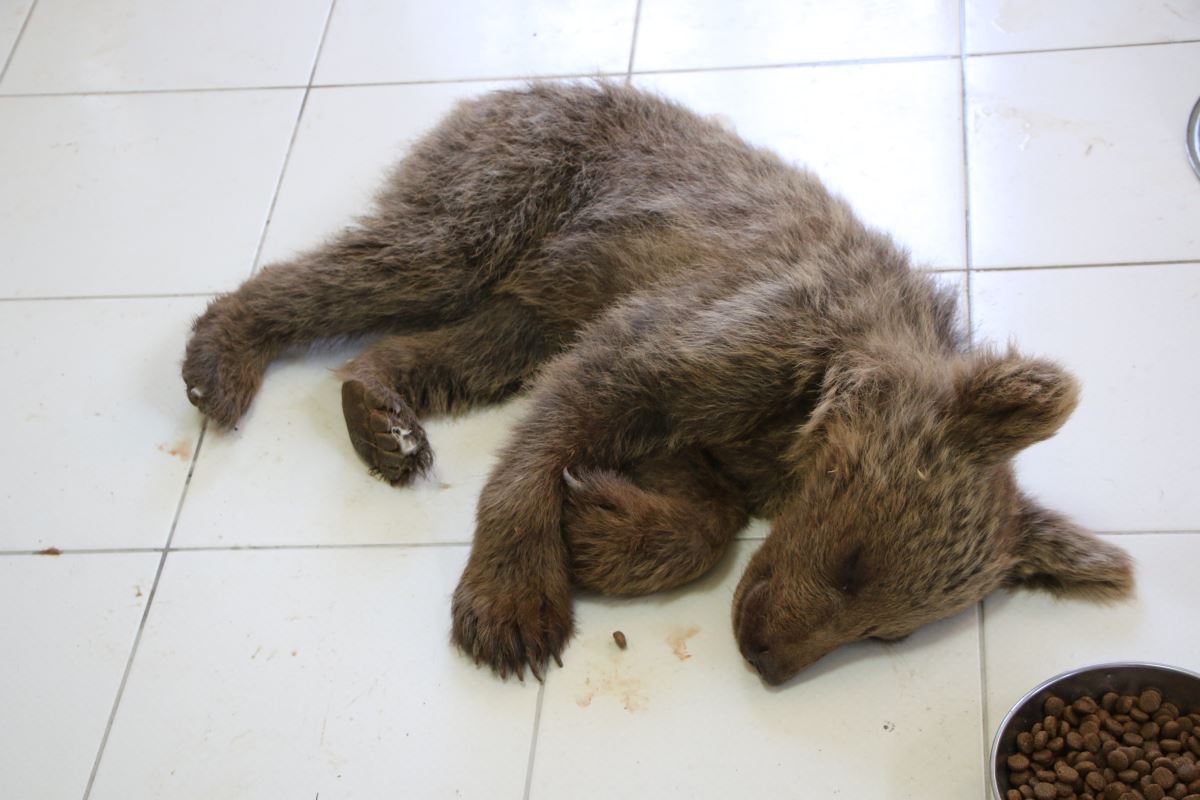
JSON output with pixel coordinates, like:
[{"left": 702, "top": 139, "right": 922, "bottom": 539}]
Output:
[
  {"left": 955, "top": 351, "right": 1079, "bottom": 459},
  {"left": 1004, "top": 496, "right": 1134, "bottom": 601}
]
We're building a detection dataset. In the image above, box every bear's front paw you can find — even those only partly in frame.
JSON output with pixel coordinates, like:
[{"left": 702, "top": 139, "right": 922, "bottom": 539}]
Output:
[
  {"left": 451, "top": 567, "right": 573, "bottom": 681},
  {"left": 182, "top": 298, "right": 266, "bottom": 428}
]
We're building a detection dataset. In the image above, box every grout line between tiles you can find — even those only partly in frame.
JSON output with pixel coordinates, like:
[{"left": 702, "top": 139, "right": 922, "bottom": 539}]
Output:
[
  {"left": 1, "top": 260, "right": 1191, "bottom": 304},
  {"left": 958, "top": 0, "right": 975, "bottom": 341},
  {"left": 80, "top": 422, "right": 207, "bottom": 800},
  {"left": 972, "top": 258, "right": 1200, "bottom": 273},
  {"left": 0, "top": 56, "right": 957, "bottom": 100},
  {"left": 0, "top": 547, "right": 166, "bottom": 557},
  {"left": 246, "top": 0, "right": 339, "bottom": 278},
  {"left": 0, "top": 0, "right": 38, "bottom": 84},
  {"left": 168, "top": 541, "right": 474, "bottom": 552},
  {"left": 4, "top": 37, "right": 1199, "bottom": 102},
  {"left": 0, "top": 291, "right": 217, "bottom": 303},
  {"left": 625, "top": 0, "right": 643, "bottom": 81},
  {"left": 634, "top": 52, "right": 958, "bottom": 78},
  {"left": 966, "top": 37, "right": 1200, "bottom": 60},
  {"left": 522, "top": 680, "right": 548, "bottom": 800},
  {"left": 0, "top": 528, "right": 1186, "bottom": 559},
  {"left": 0, "top": 83, "right": 306, "bottom": 99}
]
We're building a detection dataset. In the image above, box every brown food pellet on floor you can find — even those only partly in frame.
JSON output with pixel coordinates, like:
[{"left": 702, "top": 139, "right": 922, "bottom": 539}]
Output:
[{"left": 612, "top": 631, "right": 627, "bottom": 649}]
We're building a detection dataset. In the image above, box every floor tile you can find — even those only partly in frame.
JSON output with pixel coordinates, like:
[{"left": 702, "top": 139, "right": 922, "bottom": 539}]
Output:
[
  {"left": 88, "top": 547, "right": 537, "bottom": 800},
  {"left": 173, "top": 343, "right": 527, "bottom": 548},
  {"left": 637, "top": 60, "right": 966, "bottom": 268},
  {"left": 0, "top": 0, "right": 33, "bottom": 71},
  {"left": 965, "top": 0, "right": 1200, "bottom": 55},
  {"left": 313, "top": 0, "right": 635, "bottom": 86},
  {"left": 984, "top": 533, "right": 1200, "bottom": 741},
  {"left": 0, "top": 90, "right": 303, "bottom": 297},
  {"left": 0, "top": 0, "right": 331, "bottom": 93},
  {"left": 0, "top": 552, "right": 159, "bottom": 800},
  {"left": 258, "top": 81, "right": 513, "bottom": 268},
  {"left": 0, "top": 298, "right": 205, "bottom": 551},
  {"left": 530, "top": 541, "right": 984, "bottom": 800},
  {"left": 971, "top": 264, "right": 1200, "bottom": 532},
  {"left": 967, "top": 43, "right": 1200, "bottom": 268},
  {"left": 634, "top": 0, "right": 959, "bottom": 71}
]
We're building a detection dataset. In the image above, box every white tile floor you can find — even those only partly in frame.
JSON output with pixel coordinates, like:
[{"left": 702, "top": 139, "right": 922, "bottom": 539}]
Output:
[{"left": 1, "top": 2, "right": 1198, "bottom": 799}]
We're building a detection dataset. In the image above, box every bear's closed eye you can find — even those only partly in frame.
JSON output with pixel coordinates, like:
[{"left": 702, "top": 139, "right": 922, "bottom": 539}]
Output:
[{"left": 836, "top": 546, "right": 868, "bottom": 594}]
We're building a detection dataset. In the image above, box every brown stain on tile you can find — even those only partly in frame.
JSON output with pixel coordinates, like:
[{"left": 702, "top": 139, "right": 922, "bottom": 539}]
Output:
[
  {"left": 575, "top": 661, "right": 648, "bottom": 713},
  {"left": 157, "top": 438, "right": 193, "bottom": 461},
  {"left": 36, "top": 547, "right": 62, "bottom": 556},
  {"left": 666, "top": 625, "right": 700, "bottom": 661}
]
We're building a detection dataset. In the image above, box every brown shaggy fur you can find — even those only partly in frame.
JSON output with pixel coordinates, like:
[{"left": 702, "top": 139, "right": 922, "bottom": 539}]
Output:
[{"left": 182, "top": 82, "right": 1133, "bottom": 686}]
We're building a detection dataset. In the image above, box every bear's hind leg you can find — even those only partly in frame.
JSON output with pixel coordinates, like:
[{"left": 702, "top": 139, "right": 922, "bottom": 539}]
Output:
[{"left": 339, "top": 296, "right": 562, "bottom": 485}]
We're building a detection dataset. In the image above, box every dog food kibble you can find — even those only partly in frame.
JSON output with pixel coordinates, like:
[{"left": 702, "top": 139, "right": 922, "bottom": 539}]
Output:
[
  {"left": 612, "top": 631, "right": 627, "bottom": 649},
  {"left": 1003, "top": 689, "right": 1200, "bottom": 800},
  {"left": 1010, "top": 754, "right": 1032, "bottom": 771}
]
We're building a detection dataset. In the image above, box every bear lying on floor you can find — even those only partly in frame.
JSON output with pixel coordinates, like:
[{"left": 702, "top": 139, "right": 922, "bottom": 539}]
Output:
[{"left": 182, "top": 82, "right": 1132, "bottom": 686}]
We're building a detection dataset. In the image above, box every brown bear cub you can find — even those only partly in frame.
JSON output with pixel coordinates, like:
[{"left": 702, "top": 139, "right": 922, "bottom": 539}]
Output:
[{"left": 183, "top": 82, "right": 1133, "bottom": 686}]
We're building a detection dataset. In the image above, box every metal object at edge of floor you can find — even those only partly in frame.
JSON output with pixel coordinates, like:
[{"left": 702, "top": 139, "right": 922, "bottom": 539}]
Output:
[{"left": 1188, "top": 96, "right": 1200, "bottom": 180}]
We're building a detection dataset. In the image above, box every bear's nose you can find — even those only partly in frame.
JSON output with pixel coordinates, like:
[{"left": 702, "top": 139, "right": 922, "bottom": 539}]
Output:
[{"left": 745, "top": 644, "right": 770, "bottom": 672}]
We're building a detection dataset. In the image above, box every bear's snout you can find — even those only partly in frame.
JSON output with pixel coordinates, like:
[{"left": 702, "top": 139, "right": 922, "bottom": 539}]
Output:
[
  {"left": 734, "top": 567, "right": 841, "bottom": 685},
  {"left": 734, "top": 578, "right": 789, "bottom": 682}
]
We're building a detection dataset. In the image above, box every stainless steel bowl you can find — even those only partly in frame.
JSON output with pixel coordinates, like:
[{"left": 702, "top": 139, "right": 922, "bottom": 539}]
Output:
[
  {"left": 1189, "top": 96, "right": 1200, "bottom": 180},
  {"left": 990, "top": 661, "right": 1200, "bottom": 800}
]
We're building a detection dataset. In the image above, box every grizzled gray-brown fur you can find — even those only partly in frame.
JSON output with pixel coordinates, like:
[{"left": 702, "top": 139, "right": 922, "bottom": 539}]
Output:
[{"left": 182, "top": 82, "right": 1132, "bottom": 685}]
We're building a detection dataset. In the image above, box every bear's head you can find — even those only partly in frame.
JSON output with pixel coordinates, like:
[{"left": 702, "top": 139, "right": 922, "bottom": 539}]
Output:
[{"left": 733, "top": 348, "right": 1133, "bottom": 686}]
